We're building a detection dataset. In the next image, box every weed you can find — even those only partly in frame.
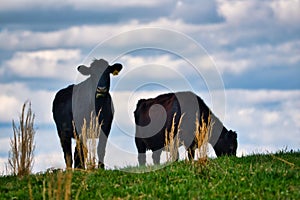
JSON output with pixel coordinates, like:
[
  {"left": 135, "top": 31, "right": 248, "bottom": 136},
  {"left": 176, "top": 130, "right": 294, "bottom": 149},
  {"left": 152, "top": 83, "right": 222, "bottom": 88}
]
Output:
[
  {"left": 85, "top": 111, "right": 102, "bottom": 170},
  {"left": 194, "top": 113, "right": 213, "bottom": 164},
  {"left": 43, "top": 169, "right": 72, "bottom": 200},
  {"left": 73, "top": 111, "right": 102, "bottom": 169},
  {"left": 165, "top": 113, "right": 183, "bottom": 163},
  {"left": 164, "top": 113, "right": 213, "bottom": 165},
  {"left": 8, "top": 101, "right": 36, "bottom": 177}
]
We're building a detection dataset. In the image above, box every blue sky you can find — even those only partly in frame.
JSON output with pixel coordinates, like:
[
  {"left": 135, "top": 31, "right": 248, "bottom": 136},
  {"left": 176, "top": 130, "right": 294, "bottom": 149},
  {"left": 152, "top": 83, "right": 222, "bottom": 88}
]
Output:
[{"left": 0, "top": 0, "right": 299, "bottom": 172}]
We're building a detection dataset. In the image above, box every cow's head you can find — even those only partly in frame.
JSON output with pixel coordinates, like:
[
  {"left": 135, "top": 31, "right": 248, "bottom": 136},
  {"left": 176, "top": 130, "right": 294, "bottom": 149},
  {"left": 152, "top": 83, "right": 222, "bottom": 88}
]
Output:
[
  {"left": 77, "top": 59, "right": 122, "bottom": 98},
  {"left": 213, "top": 130, "right": 237, "bottom": 157}
]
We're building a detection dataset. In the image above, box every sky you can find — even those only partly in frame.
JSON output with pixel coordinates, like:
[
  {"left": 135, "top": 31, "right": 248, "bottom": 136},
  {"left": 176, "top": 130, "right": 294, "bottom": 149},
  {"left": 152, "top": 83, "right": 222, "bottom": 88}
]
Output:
[{"left": 0, "top": 0, "right": 299, "bottom": 173}]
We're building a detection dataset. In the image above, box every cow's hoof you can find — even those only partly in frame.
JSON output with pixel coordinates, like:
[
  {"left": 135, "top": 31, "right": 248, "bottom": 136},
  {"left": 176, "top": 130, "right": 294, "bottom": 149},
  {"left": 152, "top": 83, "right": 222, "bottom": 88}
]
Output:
[{"left": 98, "top": 162, "right": 105, "bottom": 169}]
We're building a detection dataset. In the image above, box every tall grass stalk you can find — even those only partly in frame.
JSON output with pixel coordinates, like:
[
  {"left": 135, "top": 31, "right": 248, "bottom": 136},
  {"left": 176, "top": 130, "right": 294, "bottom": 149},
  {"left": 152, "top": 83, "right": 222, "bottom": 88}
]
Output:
[
  {"left": 165, "top": 113, "right": 183, "bottom": 163},
  {"left": 74, "top": 111, "right": 102, "bottom": 169},
  {"left": 43, "top": 169, "right": 72, "bottom": 200},
  {"left": 194, "top": 113, "right": 214, "bottom": 163},
  {"left": 8, "top": 101, "right": 35, "bottom": 177},
  {"left": 88, "top": 111, "right": 102, "bottom": 170}
]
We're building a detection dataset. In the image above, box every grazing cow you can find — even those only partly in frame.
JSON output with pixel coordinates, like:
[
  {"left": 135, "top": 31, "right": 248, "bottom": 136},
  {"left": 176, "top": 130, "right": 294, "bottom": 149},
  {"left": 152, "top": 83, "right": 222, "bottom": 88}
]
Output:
[
  {"left": 52, "top": 59, "right": 122, "bottom": 169},
  {"left": 134, "top": 91, "right": 237, "bottom": 165}
]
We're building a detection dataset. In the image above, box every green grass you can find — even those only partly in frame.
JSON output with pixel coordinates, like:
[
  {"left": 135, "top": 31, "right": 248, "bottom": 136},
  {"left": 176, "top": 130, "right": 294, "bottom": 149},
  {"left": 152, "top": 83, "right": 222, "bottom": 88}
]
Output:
[{"left": 1, "top": 151, "right": 299, "bottom": 199}]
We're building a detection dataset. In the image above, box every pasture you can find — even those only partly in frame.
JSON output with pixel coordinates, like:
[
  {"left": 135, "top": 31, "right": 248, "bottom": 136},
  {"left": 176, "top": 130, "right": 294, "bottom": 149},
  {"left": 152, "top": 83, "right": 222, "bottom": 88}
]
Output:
[{"left": 0, "top": 151, "right": 299, "bottom": 199}]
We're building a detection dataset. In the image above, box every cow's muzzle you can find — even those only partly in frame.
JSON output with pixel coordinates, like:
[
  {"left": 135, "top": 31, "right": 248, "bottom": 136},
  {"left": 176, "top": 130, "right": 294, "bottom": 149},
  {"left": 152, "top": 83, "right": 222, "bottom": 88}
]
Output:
[{"left": 96, "top": 87, "right": 108, "bottom": 98}]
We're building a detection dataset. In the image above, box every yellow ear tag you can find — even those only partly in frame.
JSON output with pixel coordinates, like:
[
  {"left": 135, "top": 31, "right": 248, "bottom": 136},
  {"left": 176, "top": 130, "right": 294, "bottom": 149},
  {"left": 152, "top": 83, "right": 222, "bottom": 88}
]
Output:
[{"left": 112, "top": 69, "right": 119, "bottom": 76}]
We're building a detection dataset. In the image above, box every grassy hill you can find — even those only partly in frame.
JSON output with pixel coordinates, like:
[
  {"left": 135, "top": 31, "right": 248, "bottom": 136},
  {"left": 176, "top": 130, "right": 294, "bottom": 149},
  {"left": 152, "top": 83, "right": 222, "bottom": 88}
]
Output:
[{"left": 0, "top": 151, "right": 299, "bottom": 199}]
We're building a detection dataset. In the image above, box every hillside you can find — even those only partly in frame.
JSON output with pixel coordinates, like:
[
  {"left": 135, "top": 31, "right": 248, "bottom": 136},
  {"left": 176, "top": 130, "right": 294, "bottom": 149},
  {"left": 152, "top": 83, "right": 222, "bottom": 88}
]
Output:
[{"left": 0, "top": 151, "right": 299, "bottom": 199}]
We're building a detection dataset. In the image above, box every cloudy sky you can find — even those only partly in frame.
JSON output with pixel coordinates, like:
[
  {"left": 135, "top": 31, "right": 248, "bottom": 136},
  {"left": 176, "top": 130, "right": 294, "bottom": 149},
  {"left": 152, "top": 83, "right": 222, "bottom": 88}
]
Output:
[{"left": 0, "top": 0, "right": 299, "bottom": 173}]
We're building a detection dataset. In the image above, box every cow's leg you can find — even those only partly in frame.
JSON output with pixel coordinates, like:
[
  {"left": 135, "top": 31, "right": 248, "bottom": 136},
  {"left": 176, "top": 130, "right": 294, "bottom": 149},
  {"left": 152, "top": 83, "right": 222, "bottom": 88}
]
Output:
[
  {"left": 74, "top": 140, "right": 86, "bottom": 169},
  {"left": 60, "top": 135, "right": 72, "bottom": 168},
  {"left": 176, "top": 150, "right": 180, "bottom": 162},
  {"left": 96, "top": 96, "right": 114, "bottom": 169},
  {"left": 97, "top": 114, "right": 113, "bottom": 169},
  {"left": 135, "top": 138, "right": 146, "bottom": 166},
  {"left": 138, "top": 153, "right": 146, "bottom": 166},
  {"left": 152, "top": 149, "right": 162, "bottom": 165},
  {"left": 97, "top": 129, "right": 108, "bottom": 169}
]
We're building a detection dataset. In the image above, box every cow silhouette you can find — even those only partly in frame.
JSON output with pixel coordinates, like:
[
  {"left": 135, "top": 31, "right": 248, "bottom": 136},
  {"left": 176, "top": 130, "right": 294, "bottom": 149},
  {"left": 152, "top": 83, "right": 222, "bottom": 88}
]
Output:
[
  {"left": 52, "top": 59, "right": 122, "bottom": 169},
  {"left": 134, "top": 92, "right": 237, "bottom": 165}
]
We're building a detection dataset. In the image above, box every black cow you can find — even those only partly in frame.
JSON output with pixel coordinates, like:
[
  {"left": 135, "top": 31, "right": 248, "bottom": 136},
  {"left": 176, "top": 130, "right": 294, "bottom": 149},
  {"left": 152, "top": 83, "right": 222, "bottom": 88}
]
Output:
[
  {"left": 134, "top": 91, "right": 237, "bottom": 165},
  {"left": 52, "top": 59, "right": 122, "bottom": 169}
]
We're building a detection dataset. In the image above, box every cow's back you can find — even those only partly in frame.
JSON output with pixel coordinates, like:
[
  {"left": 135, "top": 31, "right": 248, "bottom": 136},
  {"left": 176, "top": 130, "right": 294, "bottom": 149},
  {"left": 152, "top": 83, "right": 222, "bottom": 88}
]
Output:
[{"left": 134, "top": 91, "right": 215, "bottom": 150}]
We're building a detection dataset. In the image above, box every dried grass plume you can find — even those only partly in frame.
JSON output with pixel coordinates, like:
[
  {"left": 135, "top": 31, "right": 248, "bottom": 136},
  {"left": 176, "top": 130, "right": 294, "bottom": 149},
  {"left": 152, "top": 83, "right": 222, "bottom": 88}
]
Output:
[{"left": 8, "top": 101, "right": 36, "bottom": 177}]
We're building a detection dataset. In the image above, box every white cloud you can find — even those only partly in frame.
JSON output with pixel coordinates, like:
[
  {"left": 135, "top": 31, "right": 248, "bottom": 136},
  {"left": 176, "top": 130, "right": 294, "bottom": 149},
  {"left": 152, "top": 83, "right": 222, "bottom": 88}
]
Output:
[
  {"left": 271, "top": 0, "right": 300, "bottom": 26},
  {"left": 69, "top": 0, "right": 171, "bottom": 10},
  {"left": 1, "top": 49, "right": 82, "bottom": 80},
  {"left": 0, "top": 22, "right": 159, "bottom": 51},
  {"left": 0, "top": 0, "right": 298, "bottom": 54},
  {"left": 171, "top": 0, "right": 222, "bottom": 24},
  {"left": 225, "top": 89, "right": 300, "bottom": 106},
  {"left": 217, "top": 1, "right": 272, "bottom": 25},
  {"left": 0, "top": 137, "right": 10, "bottom": 156},
  {"left": 0, "top": 83, "right": 28, "bottom": 122},
  {"left": 224, "top": 89, "right": 300, "bottom": 150},
  {"left": 262, "top": 111, "right": 280, "bottom": 125},
  {"left": 2, "top": 37, "right": 298, "bottom": 83},
  {"left": 0, "top": 26, "right": 112, "bottom": 50},
  {"left": 214, "top": 0, "right": 300, "bottom": 50},
  {"left": 118, "top": 54, "right": 189, "bottom": 79},
  {"left": 213, "top": 40, "right": 300, "bottom": 74},
  {"left": 0, "top": 19, "right": 205, "bottom": 51},
  {"left": 0, "top": 0, "right": 171, "bottom": 11},
  {"left": 0, "top": 83, "right": 56, "bottom": 124},
  {"left": 0, "top": 96, "right": 20, "bottom": 122}
]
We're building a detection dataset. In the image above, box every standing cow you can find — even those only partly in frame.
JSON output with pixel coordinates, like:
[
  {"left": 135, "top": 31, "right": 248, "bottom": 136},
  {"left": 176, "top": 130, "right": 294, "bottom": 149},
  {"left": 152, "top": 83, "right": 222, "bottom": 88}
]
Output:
[
  {"left": 52, "top": 59, "right": 122, "bottom": 169},
  {"left": 134, "top": 91, "right": 237, "bottom": 165}
]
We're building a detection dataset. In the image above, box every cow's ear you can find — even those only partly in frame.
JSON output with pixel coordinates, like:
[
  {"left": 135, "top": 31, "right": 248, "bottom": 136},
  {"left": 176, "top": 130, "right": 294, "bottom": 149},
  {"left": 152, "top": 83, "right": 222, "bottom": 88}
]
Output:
[
  {"left": 77, "top": 65, "right": 91, "bottom": 76},
  {"left": 109, "top": 63, "right": 123, "bottom": 76}
]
